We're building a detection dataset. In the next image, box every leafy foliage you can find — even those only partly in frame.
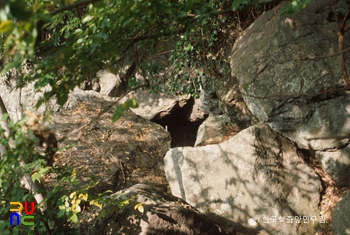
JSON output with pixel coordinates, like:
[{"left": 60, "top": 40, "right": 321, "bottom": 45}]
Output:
[
  {"left": 0, "top": 0, "right": 319, "bottom": 234},
  {"left": 0, "top": 116, "right": 115, "bottom": 234},
  {"left": 1, "top": 0, "right": 285, "bottom": 103},
  {"left": 112, "top": 99, "right": 138, "bottom": 122},
  {"left": 58, "top": 191, "right": 88, "bottom": 224},
  {"left": 281, "top": 0, "right": 313, "bottom": 15},
  {"left": 0, "top": 118, "right": 50, "bottom": 234}
]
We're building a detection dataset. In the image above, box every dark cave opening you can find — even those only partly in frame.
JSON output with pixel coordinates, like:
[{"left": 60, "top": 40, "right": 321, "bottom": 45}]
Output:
[{"left": 151, "top": 97, "right": 207, "bottom": 148}]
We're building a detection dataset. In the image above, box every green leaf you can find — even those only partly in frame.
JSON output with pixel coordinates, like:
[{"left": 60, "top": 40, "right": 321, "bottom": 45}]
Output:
[
  {"left": 125, "top": 99, "right": 138, "bottom": 108},
  {"left": 1, "top": 61, "right": 22, "bottom": 74},
  {"left": 39, "top": 13, "right": 52, "bottom": 23},
  {"left": 9, "top": 0, "right": 32, "bottom": 21},
  {"left": 134, "top": 203, "right": 144, "bottom": 213},
  {"left": 111, "top": 99, "right": 138, "bottom": 122},
  {"left": 82, "top": 15, "right": 94, "bottom": 23},
  {"left": 78, "top": 193, "right": 88, "bottom": 201},
  {"left": 31, "top": 167, "right": 50, "bottom": 183},
  {"left": 74, "top": 28, "right": 83, "bottom": 34},
  {"left": 0, "top": 20, "right": 15, "bottom": 33},
  {"left": 31, "top": 172, "right": 42, "bottom": 183},
  {"left": 69, "top": 214, "right": 78, "bottom": 223},
  {"left": 73, "top": 204, "right": 81, "bottom": 213},
  {"left": 35, "top": 78, "right": 51, "bottom": 89},
  {"left": 112, "top": 106, "right": 124, "bottom": 122},
  {"left": 1, "top": 113, "right": 9, "bottom": 121},
  {"left": 56, "top": 92, "right": 68, "bottom": 106},
  {"left": 90, "top": 200, "right": 102, "bottom": 209}
]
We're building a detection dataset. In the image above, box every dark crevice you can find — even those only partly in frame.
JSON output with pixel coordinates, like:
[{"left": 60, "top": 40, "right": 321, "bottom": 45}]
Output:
[
  {"left": 297, "top": 148, "right": 330, "bottom": 208},
  {"left": 151, "top": 97, "right": 207, "bottom": 147},
  {"left": 308, "top": 87, "right": 348, "bottom": 103}
]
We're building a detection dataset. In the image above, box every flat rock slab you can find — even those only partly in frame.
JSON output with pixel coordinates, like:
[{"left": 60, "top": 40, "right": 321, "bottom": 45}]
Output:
[
  {"left": 90, "top": 184, "right": 226, "bottom": 235},
  {"left": 165, "top": 123, "right": 321, "bottom": 234}
]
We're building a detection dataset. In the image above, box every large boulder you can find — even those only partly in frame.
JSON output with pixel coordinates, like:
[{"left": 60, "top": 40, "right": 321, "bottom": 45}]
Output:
[
  {"left": 97, "top": 69, "right": 125, "bottom": 97},
  {"left": 227, "top": 0, "right": 350, "bottom": 187},
  {"left": 89, "top": 184, "right": 226, "bottom": 235},
  {"left": 48, "top": 92, "right": 172, "bottom": 193},
  {"left": 216, "top": 74, "right": 258, "bottom": 131},
  {"left": 0, "top": 82, "right": 60, "bottom": 121},
  {"left": 229, "top": 0, "right": 350, "bottom": 151},
  {"left": 121, "top": 89, "right": 191, "bottom": 121},
  {"left": 316, "top": 146, "right": 350, "bottom": 187},
  {"left": 194, "top": 113, "right": 238, "bottom": 146},
  {"left": 164, "top": 123, "right": 321, "bottom": 234},
  {"left": 332, "top": 191, "right": 350, "bottom": 235}
]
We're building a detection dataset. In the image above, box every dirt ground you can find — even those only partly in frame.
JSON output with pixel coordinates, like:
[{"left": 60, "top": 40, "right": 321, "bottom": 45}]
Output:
[{"left": 41, "top": 93, "right": 350, "bottom": 234}]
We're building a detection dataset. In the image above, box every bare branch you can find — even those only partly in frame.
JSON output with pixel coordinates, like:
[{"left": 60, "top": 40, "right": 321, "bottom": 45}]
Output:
[
  {"left": 337, "top": 32, "right": 350, "bottom": 86},
  {"left": 306, "top": 135, "right": 350, "bottom": 141},
  {"left": 0, "top": 96, "right": 11, "bottom": 156},
  {"left": 49, "top": 0, "right": 102, "bottom": 16},
  {"left": 340, "top": 3, "right": 350, "bottom": 30},
  {"left": 303, "top": 46, "right": 350, "bottom": 60},
  {"left": 238, "top": 86, "right": 349, "bottom": 99},
  {"left": 328, "top": 0, "right": 340, "bottom": 26},
  {"left": 345, "top": 23, "right": 350, "bottom": 32},
  {"left": 336, "top": 3, "right": 350, "bottom": 86}
]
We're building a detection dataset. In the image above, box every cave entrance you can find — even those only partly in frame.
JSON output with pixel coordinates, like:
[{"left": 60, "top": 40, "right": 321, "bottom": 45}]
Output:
[{"left": 151, "top": 97, "right": 206, "bottom": 147}]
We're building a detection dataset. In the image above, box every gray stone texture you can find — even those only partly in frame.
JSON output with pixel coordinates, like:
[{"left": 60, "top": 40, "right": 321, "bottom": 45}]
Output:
[
  {"left": 229, "top": 0, "right": 350, "bottom": 151},
  {"left": 195, "top": 113, "right": 235, "bottom": 146},
  {"left": 332, "top": 191, "right": 350, "bottom": 235},
  {"left": 317, "top": 146, "right": 350, "bottom": 187},
  {"left": 164, "top": 123, "right": 321, "bottom": 234},
  {"left": 90, "top": 184, "right": 226, "bottom": 235},
  {"left": 97, "top": 69, "right": 125, "bottom": 97},
  {"left": 227, "top": 0, "right": 350, "bottom": 186}
]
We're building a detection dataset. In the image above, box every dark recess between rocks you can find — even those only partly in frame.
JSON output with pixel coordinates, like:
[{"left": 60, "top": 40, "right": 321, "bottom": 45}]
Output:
[{"left": 151, "top": 97, "right": 207, "bottom": 147}]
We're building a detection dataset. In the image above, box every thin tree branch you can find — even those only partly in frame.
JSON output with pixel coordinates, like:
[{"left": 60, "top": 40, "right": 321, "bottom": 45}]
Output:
[
  {"left": 303, "top": 46, "right": 350, "bottom": 60},
  {"left": 0, "top": 97, "right": 11, "bottom": 156},
  {"left": 326, "top": 0, "right": 350, "bottom": 87},
  {"left": 238, "top": 86, "right": 349, "bottom": 99},
  {"left": 107, "top": 25, "right": 189, "bottom": 68},
  {"left": 328, "top": 0, "right": 340, "bottom": 26},
  {"left": 340, "top": 3, "right": 350, "bottom": 30},
  {"left": 337, "top": 32, "right": 350, "bottom": 86},
  {"left": 49, "top": 0, "right": 102, "bottom": 16},
  {"left": 306, "top": 135, "right": 350, "bottom": 141},
  {"left": 122, "top": 26, "right": 188, "bottom": 56},
  {"left": 345, "top": 23, "right": 350, "bottom": 32},
  {"left": 337, "top": 3, "right": 350, "bottom": 87}
]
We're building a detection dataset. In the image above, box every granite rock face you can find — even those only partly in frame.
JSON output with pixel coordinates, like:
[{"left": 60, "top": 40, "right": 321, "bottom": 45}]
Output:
[
  {"left": 226, "top": 0, "right": 350, "bottom": 186},
  {"left": 97, "top": 69, "right": 125, "bottom": 97},
  {"left": 332, "top": 191, "right": 350, "bottom": 235},
  {"left": 194, "top": 113, "right": 237, "bottom": 147},
  {"left": 229, "top": 0, "right": 350, "bottom": 151},
  {"left": 164, "top": 123, "right": 321, "bottom": 234},
  {"left": 90, "top": 184, "right": 226, "bottom": 235},
  {"left": 317, "top": 146, "right": 350, "bottom": 187}
]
